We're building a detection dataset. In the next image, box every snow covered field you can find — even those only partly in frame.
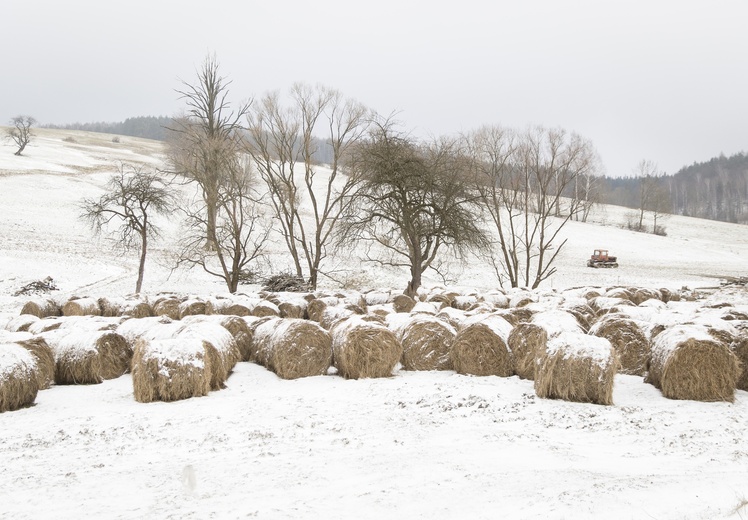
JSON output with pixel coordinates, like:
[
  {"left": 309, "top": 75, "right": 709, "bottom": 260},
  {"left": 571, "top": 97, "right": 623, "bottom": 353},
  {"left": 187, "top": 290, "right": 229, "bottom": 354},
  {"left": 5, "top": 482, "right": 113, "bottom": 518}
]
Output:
[{"left": 1, "top": 130, "right": 747, "bottom": 519}]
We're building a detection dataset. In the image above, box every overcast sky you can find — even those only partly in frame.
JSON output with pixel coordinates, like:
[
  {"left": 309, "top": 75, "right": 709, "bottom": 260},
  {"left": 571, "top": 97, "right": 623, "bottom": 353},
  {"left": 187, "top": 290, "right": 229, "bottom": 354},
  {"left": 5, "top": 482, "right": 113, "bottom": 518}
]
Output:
[{"left": 2, "top": 0, "right": 746, "bottom": 176}]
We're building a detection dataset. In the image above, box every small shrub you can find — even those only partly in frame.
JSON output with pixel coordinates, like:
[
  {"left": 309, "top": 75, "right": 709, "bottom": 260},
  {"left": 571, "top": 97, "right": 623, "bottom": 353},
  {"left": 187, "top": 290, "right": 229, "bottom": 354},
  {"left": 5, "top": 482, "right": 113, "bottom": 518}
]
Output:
[
  {"left": 112, "top": 136, "right": 121, "bottom": 143},
  {"left": 62, "top": 136, "right": 77, "bottom": 143},
  {"left": 14, "top": 276, "right": 58, "bottom": 296},
  {"left": 653, "top": 225, "right": 667, "bottom": 236},
  {"left": 262, "top": 273, "right": 309, "bottom": 292}
]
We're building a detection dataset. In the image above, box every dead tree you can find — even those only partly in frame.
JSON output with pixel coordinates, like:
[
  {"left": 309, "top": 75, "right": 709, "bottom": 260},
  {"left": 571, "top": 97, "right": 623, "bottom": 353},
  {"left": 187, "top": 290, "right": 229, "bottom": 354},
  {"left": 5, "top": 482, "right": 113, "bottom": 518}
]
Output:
[{"left": 7, "top": 115, "right": 36, "bottom": 156}]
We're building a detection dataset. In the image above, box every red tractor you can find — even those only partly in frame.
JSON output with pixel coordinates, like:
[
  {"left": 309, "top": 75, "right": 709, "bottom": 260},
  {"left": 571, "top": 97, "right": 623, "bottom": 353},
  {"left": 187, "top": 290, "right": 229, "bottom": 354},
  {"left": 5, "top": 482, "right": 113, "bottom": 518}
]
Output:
[{"left": 587, "top": 249, "right": 618, "bottom": 268}]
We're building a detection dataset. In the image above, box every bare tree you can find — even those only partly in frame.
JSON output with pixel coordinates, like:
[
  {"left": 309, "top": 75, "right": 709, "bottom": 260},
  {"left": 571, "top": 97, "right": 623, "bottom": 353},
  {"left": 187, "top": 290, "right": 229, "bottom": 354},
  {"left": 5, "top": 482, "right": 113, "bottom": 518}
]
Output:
[
  {"left": 177, "top": 155, "right": 270, "bottom": 293},
  {"left": 465, "top": 125, "right": 600, "bottom": 289},
  {"left": 343, "top": 122, "right": 487, "bottom": 297},
  {"left": 635, "top": 160, "right": 671, "bottom": 234},
  {"left": 7, "top": 115, "right": 36, "bottom": 156},
  {"left": 167, "top": 55, "right": 250, "bottom": 249},
  {"left": 80, "top": 163, "right": 176, "bottom": 294},
  {"left": 246, "top": 83, "right": 370, "bottom": 289}
]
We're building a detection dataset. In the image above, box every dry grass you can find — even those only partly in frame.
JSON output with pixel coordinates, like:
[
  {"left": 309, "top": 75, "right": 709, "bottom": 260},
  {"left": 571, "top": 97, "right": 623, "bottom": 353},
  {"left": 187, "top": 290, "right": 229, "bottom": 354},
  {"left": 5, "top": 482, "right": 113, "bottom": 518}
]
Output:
[
  {"left": 264, "top": 319, "right": 333, "bottom": 379},
  {"left": 398, "top": 315, "right": 455, "bottom": 371},
  {"left": 15, "top": 337, "right": 55, "bottom": 389},
  {"left": 131, "top": 337, "right": 212, "bottom": 403},
  {"left": 177, "top": 323, "right": 240, "bottom": 390},
  {"left": 507, "top": 323, "right": 548, "bottom": 380},
  {"left": 451, "top": 314, "right": 513, "bottom": 377},
  {"left": 62, "top": 297, "right": 101, "bottom": 317},
  {"left": 647, "top": 325, "right": 740, "bottom": 402},
  {"left": 44, "top": 330, "right": 103, "bottom": 385},
  {"left": 20, "top": 298, "right": 61, "bottom": 319},
  {"left": 534, "top": 332, "right": 618, "bottom": 406},
  {"left": 332, "top": 316, "right": 403, "bottom": 379},
  {"left": 0, "top": 344, "right": 40, "bottom": 412},
  {"left": 590, "top": 315, "right": 650, "bottom": 376},
  {"left": 732, "top": 334, "right": 748, "bottom": 391}
]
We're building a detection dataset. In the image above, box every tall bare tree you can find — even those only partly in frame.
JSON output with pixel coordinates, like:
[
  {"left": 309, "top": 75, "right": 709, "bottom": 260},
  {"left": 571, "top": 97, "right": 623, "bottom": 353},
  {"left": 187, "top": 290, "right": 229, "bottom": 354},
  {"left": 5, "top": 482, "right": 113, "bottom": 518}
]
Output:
[
  {"left": 635, "top": 160, "right": 671, "bottom": 234},
  {"left": 466, "top": 125, "right": 600, "bottom": 289},
  {"left": 343, "top": 122, "right": 487, "bottom": 297},
  {"left": 6, "top": 115, "right": 36, "bottom": 156},
  {"left": 246, "top": 83, "right": 370, "bottom": 289},
  {"left": 167, "top": 55, "right": 250, "bottom": 249},
  {"left": 80, "top": 163, "right": 175, "bottom": 293}
]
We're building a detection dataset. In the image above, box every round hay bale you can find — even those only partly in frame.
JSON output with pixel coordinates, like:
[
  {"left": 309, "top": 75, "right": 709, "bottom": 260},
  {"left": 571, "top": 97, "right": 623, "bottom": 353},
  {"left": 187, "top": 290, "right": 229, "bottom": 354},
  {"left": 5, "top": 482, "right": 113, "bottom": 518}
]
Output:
[
  {"left": 507, "top": 307, "right": 534, "bottom": 324},
  {"left": 177, "top": 323, "right": 240, "bottom": 390},
  {"left": 14, "top": 336, "right": 55, "bottom": 390},
  {"left": 278, "top": 298, "right": 308, "bottom": 319},
  {"left": 100, "top": 298, "right": 152, "bottom": 319},
  {"left": 451, "top": 314, "right": 513, "bottom": 377},
  {"left": 482, "top": 292, "right": 510, "bottom": 309},
  {"left": 731, "top": 334, "right": 748, "bottom": 391},
  {"left": 364, "top": 291, "right": 392, "bottom": 307},
  {"left": 251, "top": 300, "right": 281, "bottom": 318},
  {"left": 182, "top": 314, "right": 252, "bottom": 363},
  {"left": 507, "top": 323, "right": 548, "bottom": 380},
  {"left": 27, "top": 318, "right": 63, "bottom": 334},
  {"left": 426, "top": 292, "right": 456, "bottom": 309},
  {"left": 605, "top": 287, "right": 633, "bottom": 301},
  {"left": 179, "top": 299, "right": 207, "bottom": 319},
  {"left": 42, "top": 329, "right": 102, "bottom": 385},
  {"left": 435, "top": 307, "right": 467, "bottom": 330},
  {"left": 240, "top": 316, "right": 278, "bottom": 363},
  {"left": 319, "top": 306, "right": 356, "bottom": 331},
  {"left": 398, "top": 315, "right": 455, "bottom": 371},
  {"left": 250, "top": 317, "right": 282, "bottom": 366},
  {"left": 410, "top": 301, "right": 439, "bottom": 315},
  {"left": 531, "top": 310, "right": 583, "bottom": 337},
  {"left": 588, "top": 296, "right": 635, "bottom": 316},
  {"left": 589, "top": 315, "right": 650, "bottom": 376},
  {"left": 204, "top": 297, "right": 232, "bottom": 315},
  {"left": 453, "top": 295, "right": 479, "bottom": 311},
  {"left": 368, "top": 304, "right": 394, "bottom": 319},
  {"left": 131, "top": 337, "right": 212, "bottom": 403},
  {"left": 151, "top": 297, "right": 182, "bottom": 320},
  {"left": 646, "top": 325, "right": 740, "bottom": 402},
  {"left": 20, "top": 298, "right": 61, "bottom": 319},
  {"left": 582, "top": 288, "right": 603, "bottom": 300},
  {"left": 0, "top": 344, "right": 40, "bottom": 412},
  {"left": 116, "top": 316, "right": 183, "bottom": 350},
  {"left": 509, "top": 292, "right": 535, "bottom": 308},
  {"left": 393, "top": 294, "right": 416, "bottom": 313},
  {"left": 62, "top": 297, "right": 101, "bottom": 317},
  {"left": 632, "top": 288, "right": 662, "bottom": 306},
  {"left": 331, "top": 316, "right": 403, "bottom": 379},
  {"left": 263, "top": 319, "right": 332, "bottom": 379},
  {"left": 57, "top": 316, "right": 125, "bottom": 332},
  {"left": 5, "top": 314, "right": 40, "bottom": 333},
  {"left": 534, "top": 332, "right": 618, "bottom": 405}
]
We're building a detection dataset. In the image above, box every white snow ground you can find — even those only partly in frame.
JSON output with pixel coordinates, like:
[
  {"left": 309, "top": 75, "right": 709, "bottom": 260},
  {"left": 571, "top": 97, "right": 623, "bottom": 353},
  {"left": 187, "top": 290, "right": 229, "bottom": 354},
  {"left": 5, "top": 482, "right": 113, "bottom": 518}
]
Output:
[{"left": 0, "top": 130, "right": 747, "bottom": 520}]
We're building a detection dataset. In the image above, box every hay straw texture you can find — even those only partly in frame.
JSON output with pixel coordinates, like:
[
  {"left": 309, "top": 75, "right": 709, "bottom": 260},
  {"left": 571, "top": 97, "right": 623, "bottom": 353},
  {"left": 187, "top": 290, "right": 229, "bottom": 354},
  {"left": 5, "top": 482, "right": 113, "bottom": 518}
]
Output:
[
  {"left": 98, "top": 297, "right": 152, "bottom": 318},
  {"left": 534, "top": 331, "right": 618, "bottom": 406},
  {"left": 507, "top": 323, "right": 548, "bottom": 380},
  {"left": 42, "top": 329, "right": 101, "bottom": 385},
  {"left": 509, "top": 293, "right": 535, "bottom": 308},
  {"left": 483, "top": 292, "right": 510, "bottom": 309},
  {"left": 590, "top": 315, "right": 650, "bottom": 376},
  {"left": 177, "top": 323, "right": 240, "bottom": 390},
  {"left": 631, "top": 288, "right": 662, "bottom": 305},
  {"left": 152, "top": 297, "right": 182, "bottom": 320},
  {"left": 250, "top": 317, "right": 282, "bottom": 366},
  {"left": 20, "top": 298, "right": 61, "bottom": 319},
  {"left": 731, "top": 334, "right": 748, "bottom": 391},
  {"left": 26, "top": 318, "right": 63, "bottom": 334},
  {"left": 451, "top": 314, "right": 514, "bottom": 377},
  {"left": 57, "top": 316, "right": 125, "bottom": 332},
  {"left": 14, "top": 337, "right": 55, "bottom": 390},
  {"left": 0, "top": 344, "right": 39, "bottom": 412},
  {"left": 453, "top": 295, "right": 479, "bottom": 311},
  {"left": 260, "top": 319, "right": 333, "bottom": 379},
  {"left": 116, "top": 316, "right": 184, "bottom": 350},
  {"left": 588, "top": 296, "right": 635, "bottom": 316},
  {"left": 427, "top": 292, "right": 456, "bottom": 309},
  {"left": 319, "top": 306, "right": 357, "bottom": 330},
  {"left": 5, "top": 314, "right": 40, "bottom": 332},
  {"left": 182, "top": 315, "right": 252, "bottom": 363},
  {"left": 398, "top": 315, "right": 455, "bottom": 371},
  {"left": 646, "top": 325, "right": 740, "bottom": 402},
  {"left": 179, "top": 299, "right": 207, "bottom": 319},
  {"left": 240, "top": 316, "right": 278, "bottom": 363},
  {"left": 393, "top": 294, "right": 416, "bottom": 313},
  {"left": 435, "top": 307, "right": 466, "bottom": 330},
  {"left": 365, "top": 291, "right": 393, "bottom": 306},
  {"left": 605, "top": 287, "right": 633, "bottom": 301},
  {"left": 331, "top": 316, "right": 403, "bottom": 379},
  {"left": 278, "top": 298, "right": 308, "bottom": 319},
  {"left": 62, "top": 297, "right": 102, "bottom": 317},
  {"left": 131, "top": 337, "right": 212, "bottom": 403},
  {"left": 531, "top": 310, "right": 583, "bottom": 336}
]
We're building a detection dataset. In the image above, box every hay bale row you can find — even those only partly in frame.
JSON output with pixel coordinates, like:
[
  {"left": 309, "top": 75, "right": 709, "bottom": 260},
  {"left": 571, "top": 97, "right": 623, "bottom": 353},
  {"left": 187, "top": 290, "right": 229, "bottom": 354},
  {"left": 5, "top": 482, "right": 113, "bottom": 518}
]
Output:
[
  {"left": 20, "top": 298, "right": 62, "bottom": 319},
  {"left": 332, "top": 316, "right": 402, "bottom": 379},
  {"left": 451, "top": 314, "right": 513, "bottom": 377},
  {"left": 0, "top": 344, "right": 40, "bottom": 412},
  {"left": 62, "top": 297, "right": 102, "bottom": 317},
  {"left": 534, "top": 331, "right": 618, "bottom": 406},
  {"left": 646, "top": 325, "right": 740, "bottom": 402}
]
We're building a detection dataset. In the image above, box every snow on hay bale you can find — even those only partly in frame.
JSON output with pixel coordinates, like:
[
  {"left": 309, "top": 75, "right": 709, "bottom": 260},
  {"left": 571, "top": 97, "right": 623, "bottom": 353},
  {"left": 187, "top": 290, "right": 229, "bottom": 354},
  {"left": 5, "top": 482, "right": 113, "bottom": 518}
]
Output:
[
  {"left": 250, "top": 317, "right": 283, "bottom": 366},
  {"left": 0, "top": 344, "right": 40, "bottom": 412},
  {"left": 646, "top": 325, "right": 740, "bottom": 402},
  {"left": 0, "top": 331, "right": 54, "bottom": 390},
  {"left": 181, "top": 314, "right": 252, "bottom": 364},
  {"left": 631, "top": 288, "right": 662, "bottom": 306},
  {"left": 507, "top": 323, "right": 548, "bottom": 380},
  {"left": 393, "top": 294, "right": 416, "bottom": 313},
  {"left": 531, "top": 310, "right": 583, "bottom": 336},
  {"left": 42, "top": 329, "right": 131, "bottom": 384},
  {"left": 98, "top": 297, "right": 152, "bottom": 318},
  {"left": 176, "top": 322, "right": 240, "bottom": 390},
  {"left": 278, "top": 298, "right": 308, "bottom": 319},
  {"left": 20, "top": 298, "right": 62, "bottom": 319},
  {"left": 435, "top": 307, "right": 467, "bottom": 330},
  {"left": 4, "top": 314, "right": 40, "bottom": 333},
  {"left": 116, "top": 316, "right": 184, "bottom": 350},
  {"left": 62, "top": 297, "right": 101, "bottom": 317},
  {"left": 250, "top": 300, "right": 281, "bottom": 318},
  {"left": 410, "top": 301, "right": 439, "bottom": 315},
  {"left": 178, "top": 298, "right": 207, "bottom": 319},
  {"left": 397, "top": 314, "right": 455, "bottom": 371},
  {"left": 151, "top": 296, "right": 182, "bottom": 320},
  {"left": 534, "top": 331, "right": 618, "bottom": 406},
  {"left": 589, "top": 314, "right": 650, "bottom": 376},
  {"left": 331, "top": 315, "right": 403, "bottom": 379},
  {"left": 259, "top": 319, "right": 333, "bottom": 379},
  {"left": 131, "top": 337, "right": 212, "bottom": 403},
  {"left": 451, "top": 314, "right": 513, "bottom": 377}
]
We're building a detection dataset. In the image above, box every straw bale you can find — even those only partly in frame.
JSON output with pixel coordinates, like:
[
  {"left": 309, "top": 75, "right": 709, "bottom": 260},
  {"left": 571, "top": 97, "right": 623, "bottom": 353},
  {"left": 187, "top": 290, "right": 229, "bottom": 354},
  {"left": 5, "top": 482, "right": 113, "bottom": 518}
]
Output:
[
  {"left": 482, "top": 292, "right": 510, "bottom": 309},
  {"left": 204, "top": 297, "right": 232, "bottom": 315},
  {"left": 398, "top": 315, "right": 455, "bottom": 371},
  {"left": 0, "top": 344, "right": 39, "bottom": 412},
  {"left": 98, "top": 297, "right": 152, "bottom": 318},
  {"left": 5, "top": 314, "right": 41, "bottom": 333},
  {"left": 62, "top": 297, "right": 101, "bottom": 317},
  {"left": 453, "top": 295, "right": 479, "bottom": 311},
  {"left": 14, "top": 336, "right": 55, "bottom": 389},
  {"left": 20, "top": 298, "right": 62, "bottom": 319},
  {"left": 179, "top": 299, "right": 207, "bottom": 319},
  {"left": 410, "top": 301, "right": 439, "bottom": 315},
  {"left": 58, "top": 315, "right": 125, "bottom": 332},
  {"left": 368, "top": 304, "right": 394, "bottom": 318},
  {"left": 364, "top": 291, "right": 393, "bottom": 306},
  {"left": 42, "top": 329, "right": 131, "bottom": 382},
  {"left": 507, "top": 307, "right": 534, "bottom": 324},
  {"left": 466, "top": 302, "right": 496, "bottom": 315},
  {"left": 331, "top": 315, "right": 403, "bottom": 379},
  {"left": 131, "top": 337, "right": 212, "bottom": 403},
  {"left": 262, "top": 319, "right": 333, "bottom": 379},
  {"left": 250, "top": 300, "right": 281, "bottom": 318},
  {"left": 646, "top": 325, "right": 740, "bottom": 402},
  {"left": 319, "top": 306, "right": 356, "bottom": 330},
  {"left": 531, "top": 310, "right": 584, "bottom": 337},
  {"left": 731, "top": 334, "right": 748, "bottom": 391},
  {"left": 507, "top": 323, "right": 548, "bottom": 380},
  {"left": 582, "top": 288, "right": 603, "bottom": 300},
  {"left": 534, "top": 332, "right": 618, "bottom": 405},
  {"left": 152, "top": 297, "right": 182, "bottom": 320},
  {"left": 451, "top": 314, "right": 513, "bottom": 377},
  {"left": 116, "top": 316, "right": 184, "bottom": 350},
  {"left": 278, "top": 299, "right": 308, "bottom": 319},
  {"left": 393, "top": 294, "right": 416, "bottom": 313},
  {"left": 605, "top": 287, "right": 633, "bottom": 301},
  {"left": 509, "top": 293, "right": 535, "bottom": 308},
  {"left": 632, "top": 288, "right": 662, "bottom": 306},
  {"left": 177, "top": 323, "right": 240, "bottom": 390},
  {"left": 182, "top": 314, "right": 252, "bottom": 363},
  {"left": 588, "top": 296, "right": 635, "bottom": 316},
  {"left": 250, "top": 317, "right": 282, "bottom": 366},
  {"left": 589, "top": 315, "right": 650, "bottom": 376},
  {"left": 307, "top": 298, "right": 330, "bottom": 323},
  {"left": 427, "top": 292, "right": 456, "bottom": 308},
  {"left": 435, "top": 307, "right": 467, "bottom": 330}
]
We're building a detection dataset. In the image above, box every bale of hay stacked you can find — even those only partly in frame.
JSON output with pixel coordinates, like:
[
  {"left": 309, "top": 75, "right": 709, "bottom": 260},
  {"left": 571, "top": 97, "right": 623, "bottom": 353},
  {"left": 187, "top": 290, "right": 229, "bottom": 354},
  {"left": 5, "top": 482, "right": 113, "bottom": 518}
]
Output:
[
  {"left": 179, "top": 298, "right": 207, "bottom": 319},
  {"left": 531, "top": 310, "right": 583, "bottom": 337},
  {"left": 393, "top": 294, "right": 416, "bottom": 313},
  {"left": 507, "top": 323, "right": 548, "bottom": 380},
  {"left": 453, "top": 295, "right": 479, "bottom": 311},
  {"left": 250, "top": 300, "right": 281, "bottom": 318},
  {"left": 151, "top": 296, "right": 182, "bottom": 320},
  {"left": 41, "top": 329, "right": 131, "bottom": 384},
  {"left": 731, "top": 333, "right": 748, "bottom": 391},
  {"left": 435, "top": 307, "right": 467, "bottom": 330},
  {"left": 632, "top": 288, "right": 662, "bottom": 306},
  {"left": 20, "top": 298, "right": 62, "bottom": 319},
  {"left": 588, "top": 296, "right": 635, "bottom": 316},
  {"left": 176, "top": 322, "right": 240, "bottom": 390},
  {"left": 0, "top": 331, "right": 55, "bottom": 390},
  {"left": 398, "top": 315, "right": 455, "bottom": 371},
  {"left": 57, "top": 315, "right": 125, "bottom": 331},
  {"left": 426, "top": 292, "right": 456, "bottom": 310},
  {"left": 451, "top": 314, "right": 513, "bottom": 377},
  {"left": 4, "top": 314, "right": 40, "bottom": 333},
  {"left": 116, "top": 316, "right": 185, "bottom": 351},
  {"left": 534, "top": 331, "right": 618, "bottom": 406},
  {"left": 410, "top": 301, "right": 439, "bottom": 316},
  {"left": 278, "top": 298, "right": 308, "bottom": 319},
  {"left": 483, "top": 291, "right": 510, "bottom": 309},
  {"left": 131, "top": 337, "right": 212, "bottom": 403},
  {"left": 331, "top": 315, "right": 403, "bottom": 379},
  {"left": 646, "top": 325, "right": 740, "bottom": 402},
  {"left": 62, "top": 297, "right": 101, "bottom": 317},
  {"left": 258, "top": 319, "right": 333, "bottom": 379},
  {"left": 98, "top": 297, "right": 152, "bottom": 318},
  {"left": 589, "top": 315, "right": 650, "bottom": 376},
  {"left": 0, "top": 343, "right": 40, "bottom": 412},
  {"left": 182, "top": 314, "right": 252, "bottom": 365}
]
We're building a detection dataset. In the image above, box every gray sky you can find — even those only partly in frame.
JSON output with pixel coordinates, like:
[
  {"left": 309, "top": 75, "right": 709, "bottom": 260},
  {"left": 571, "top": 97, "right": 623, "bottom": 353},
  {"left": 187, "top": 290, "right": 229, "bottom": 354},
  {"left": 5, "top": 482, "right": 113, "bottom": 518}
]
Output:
[{"left": 2, "top": 0, "right": 746, "bottom": 176}]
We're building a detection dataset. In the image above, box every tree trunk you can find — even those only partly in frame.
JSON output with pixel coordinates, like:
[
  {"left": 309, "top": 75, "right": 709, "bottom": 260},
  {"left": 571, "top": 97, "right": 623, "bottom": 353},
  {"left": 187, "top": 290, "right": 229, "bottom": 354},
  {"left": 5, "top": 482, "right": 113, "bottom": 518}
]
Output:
[
  {"left": 406, "top": 264, "right": 422, "bottom": 299},
  {"left": 136, "top": 231, "right": 147, "bottom": 294}
]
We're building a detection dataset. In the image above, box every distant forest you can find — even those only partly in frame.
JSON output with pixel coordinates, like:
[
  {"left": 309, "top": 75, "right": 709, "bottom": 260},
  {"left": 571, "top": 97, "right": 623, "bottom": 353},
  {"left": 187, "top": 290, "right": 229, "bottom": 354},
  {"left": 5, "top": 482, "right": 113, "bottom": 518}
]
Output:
[
  {"left": 43, "top": 116, "right": 173, "bottom": 141},
  {"left": 600, "top": 152, "right": 748, "bottom": 224}
]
